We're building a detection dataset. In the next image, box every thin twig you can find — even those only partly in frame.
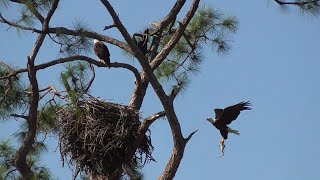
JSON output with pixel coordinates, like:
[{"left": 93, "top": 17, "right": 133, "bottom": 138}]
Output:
[
  {"left": 103, "top": 24, "right": 117, "bottom": 31},
  {"left": 84, "top": 64, "right": 95, "bottom": 93},
  {"left": 10, "top": 114, "right": 28, "bottom": 120},
  {"left": 185, "top": 129, "right": 198, "bottom": 142},
  {"left": 139, "top": 111, "right": 166, "bottom": 134},
  {"left": 274, "top": 0, "right": 319, "bottom": 5},
  {"left": 4, "top": 168, "right": 18, "bottom": 180},
  {"left": 151, "top": 0, "right": 200, "bottom": 70}
]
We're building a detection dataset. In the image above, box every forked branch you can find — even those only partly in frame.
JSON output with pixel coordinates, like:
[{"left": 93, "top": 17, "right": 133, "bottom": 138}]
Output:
[
  {"left": 139, "top": 111, "right": 166, "bottom": 134},
  {"left": 151, "top": 0, "right": 200, "bottom": 70}
]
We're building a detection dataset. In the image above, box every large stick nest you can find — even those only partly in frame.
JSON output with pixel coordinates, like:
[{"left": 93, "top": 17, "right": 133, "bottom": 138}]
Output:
[{"left": 58, "top": 97, "right": 154, "bottom": 176}]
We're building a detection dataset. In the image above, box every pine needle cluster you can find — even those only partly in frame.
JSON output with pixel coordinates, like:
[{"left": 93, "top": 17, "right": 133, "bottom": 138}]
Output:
[
  {"left": 0, "top": 64, "right": 28, "bottom": 120},
  {"left": 0, "top": 140, "right": 52, "bottom": 179},
  {"left": 155, "top": 6, "right": 238, "bottom": 94}
]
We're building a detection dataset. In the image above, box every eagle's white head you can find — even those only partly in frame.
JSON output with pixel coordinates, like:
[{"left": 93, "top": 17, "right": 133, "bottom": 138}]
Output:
[
  {"left": 93, "top": 39, "right": 100, "bottom": 44},
  {"left": 206, "top": 117, "right": 216, "bottom": 124}
]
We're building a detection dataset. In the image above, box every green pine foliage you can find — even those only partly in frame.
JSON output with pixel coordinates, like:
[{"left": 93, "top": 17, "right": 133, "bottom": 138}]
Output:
[
  {"left": 0, "top": 65, "right": 28, "bottom": 120},
  {"left": 18, "top": 7, "right": 36, "bottom": 27},
  {"left": 54, "top": 21, "right": 93, "bottom": 56},
  {"left": 59, "top": 61, "right": 92, "bottom": 99},
  {"left": 155, "top": 6, "right": 238, "bottom": 94},
  {"left": 59, "top": 61, "right": 93, "bottom": 121},
  {"left": 23, "top": 0, "right": 54, "bottom": 13},
  {"left": 38, "top": 103, "right": 62, "bottom": 134},
  {"left": 276, "top": 0, "right": 320, "bottom": 16},
  {"left": 297, "top": 0, "right": 320, "bottom": 15},
  {"left": 0, "top": 140, "right": 52, "bottom": 180}
]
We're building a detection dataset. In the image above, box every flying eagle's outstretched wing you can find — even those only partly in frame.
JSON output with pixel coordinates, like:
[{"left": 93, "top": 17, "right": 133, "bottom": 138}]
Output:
[
  {"left": 218, "top": 101, "right": 251, "bottom": 125},
  {"left": 214, "top": 109, "right": 224, "bottom": 119}
]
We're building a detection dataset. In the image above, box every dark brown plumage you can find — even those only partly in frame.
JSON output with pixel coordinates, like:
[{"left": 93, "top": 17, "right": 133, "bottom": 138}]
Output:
[
  {"left": 133, "top": 29, "right": 149, "bottom": 55},
  {"left": 94, "top": 39, "right": 110, "bottom": 68},
  {"left": 207, "top": 101, "right": 251, "bottom": 140}
]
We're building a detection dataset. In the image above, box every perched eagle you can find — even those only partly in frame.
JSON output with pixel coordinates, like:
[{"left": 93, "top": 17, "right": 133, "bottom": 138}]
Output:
[
  {"left": 207, "top": 101, "right": 251, "bottom": 140},
  {"left": 93, "top": 39, "right": 110, "bottom": 68}
]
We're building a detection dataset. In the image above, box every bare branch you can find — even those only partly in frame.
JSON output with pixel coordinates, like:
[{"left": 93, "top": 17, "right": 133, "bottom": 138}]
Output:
[
  {"left": 128, "top": 75, "right": 149, "bottom": 110},
  {"left": 84, "top": 64, "right": 95, "bottom": 93},
  {"left": 39, "top": 86, "right": 52, "bottom": 93},
  {"left": 103, "top": 24, "right": 117, "bottom": 31},
  {"left": 100, "top": 0, "right": 168, "bottom": 100},
  {"left": 127, "top": 1, "right": 188, "bottom": 112},
  {"left": 39, "top": 85, "right": 55, "bottom": 100},
  {"left": 45, "top": 0, "right": 59, "bottom": 24},
  {"left": 151, "top": 0, "right": 200, "bottom": 70},
  {"left": 0, "top": 16, "right": 131, "bottom": 53},
  {"left": 100, "top": 2, "right": 186, "bottom": 179},
  {"left": 184, "top": 129, "right": 199, "bottom": 143},
  {"left": 0, "top": 13, "right": 40, "bottom": 32},
  {"left": 274, "top": 0, "right": 319, "bottom": 5},
  {"left": 100, "top": 0, "right": 147, "bottom": 61},
  {"left": 4, "top": 168, "right": 18, "bottom": 180},
  {"left": 49, "top": 27, "right": 131, "bottom": 52},
  {"left": 13, "top": 1, "right": 60, "bottom": 178},
  {"left": 139, "top": 111, "right": 166, "bottom": 134},
  {"left": 152, "top": 0, "right": 186, "bottom": 33},
  {"left": 0, "top": 56, "right": 142, "bottom": 88},
  {"left": 10, "top": 114, "right": 28, "bottom": 120}
]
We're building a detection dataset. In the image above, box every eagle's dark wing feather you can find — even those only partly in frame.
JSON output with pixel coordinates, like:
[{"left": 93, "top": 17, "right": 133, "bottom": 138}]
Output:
[
  {"left": 214, "top": 109, "right": 224, "bottom": 119},
  {"left": 219, "top": 101, "right": 251, "bottom": 125},
  {"left": 94, "top": 42, "right": 110, "bottom": 67}
]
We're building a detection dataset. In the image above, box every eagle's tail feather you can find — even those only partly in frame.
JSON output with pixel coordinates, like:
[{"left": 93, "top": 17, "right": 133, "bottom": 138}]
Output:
[{"left": 227, "top": 127, "right": 240, "bottom": 135}]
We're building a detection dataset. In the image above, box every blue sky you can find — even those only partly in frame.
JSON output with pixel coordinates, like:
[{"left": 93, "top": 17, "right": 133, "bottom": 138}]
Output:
[{"left": 1, "top": 0, "right": 320, "bottom": 179}]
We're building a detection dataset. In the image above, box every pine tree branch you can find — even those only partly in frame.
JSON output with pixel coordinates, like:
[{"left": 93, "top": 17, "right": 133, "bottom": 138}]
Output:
[
  {"left": 151, "top": 0, "right": 187, "bottom": 33},
  {"left": 84, "top": 64, "right": 95, "bottom": 93},
  {"left": 10, "top": 114, "right": 28, "bottom": 120},
  {"left": 0, "top": 56, "right": 142, "bottom": 88},
  {"left": 47, "top": 27, "right": 131, "bottom": 53},
  {"left": 139, "top": 111, "right": 166, "bottom": 135},
  {"left": 100, "top": 1, "right": 200, "bottom": 179},
  {"left": 0, "top": 15, "right": 131, "bottom": 53},
  {"left": 128, "top": 0, "right": 189, "bottom": 110},
  {"left": 9, "top": 0, "right": 45, "bottom": 23},
  {"left": 147, "top": 2, "right": 187, "bottom": 59},
  {"left": 4, "top": 168, "right": 18, "bottom": 180},
  {"left": 184, "top": 129, "right": 198, "bottom": 143},
  {"left": 103, "top": 24, "right": 117, "bottom": 30},
  {"left": 100, "top": 0, "right": 148, "bottom": 61},
  {"left": 151, "top": 0, "right": 200, "bottom": 71},
  {"left": 159, "top": 1, "right": 200, "bottom": 179},
  {"left": 274, "top": 0, "right": 319, "bottom": 5},
  {"left": 0, "top": 13, "right": 40, "bottom": 32},
  {"left": 13, "top": 1, "right": 59, "bottom": 178}
]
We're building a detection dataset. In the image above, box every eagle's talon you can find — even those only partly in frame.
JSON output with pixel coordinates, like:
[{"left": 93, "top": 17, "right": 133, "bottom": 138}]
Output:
[
  {"left": 219, "top": 138, "right": 225, "bottom": 156},
  {"left": 206, "top": 101, "right": 252, "bottom": 157}
]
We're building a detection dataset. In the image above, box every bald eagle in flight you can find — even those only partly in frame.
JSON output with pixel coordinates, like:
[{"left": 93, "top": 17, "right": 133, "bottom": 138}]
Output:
[
  {"left": 207, "top": 101, "right": 251, "bottom": 140},
  {"left": 94, "top": 39, "right": 110, "bottom": 68}
]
